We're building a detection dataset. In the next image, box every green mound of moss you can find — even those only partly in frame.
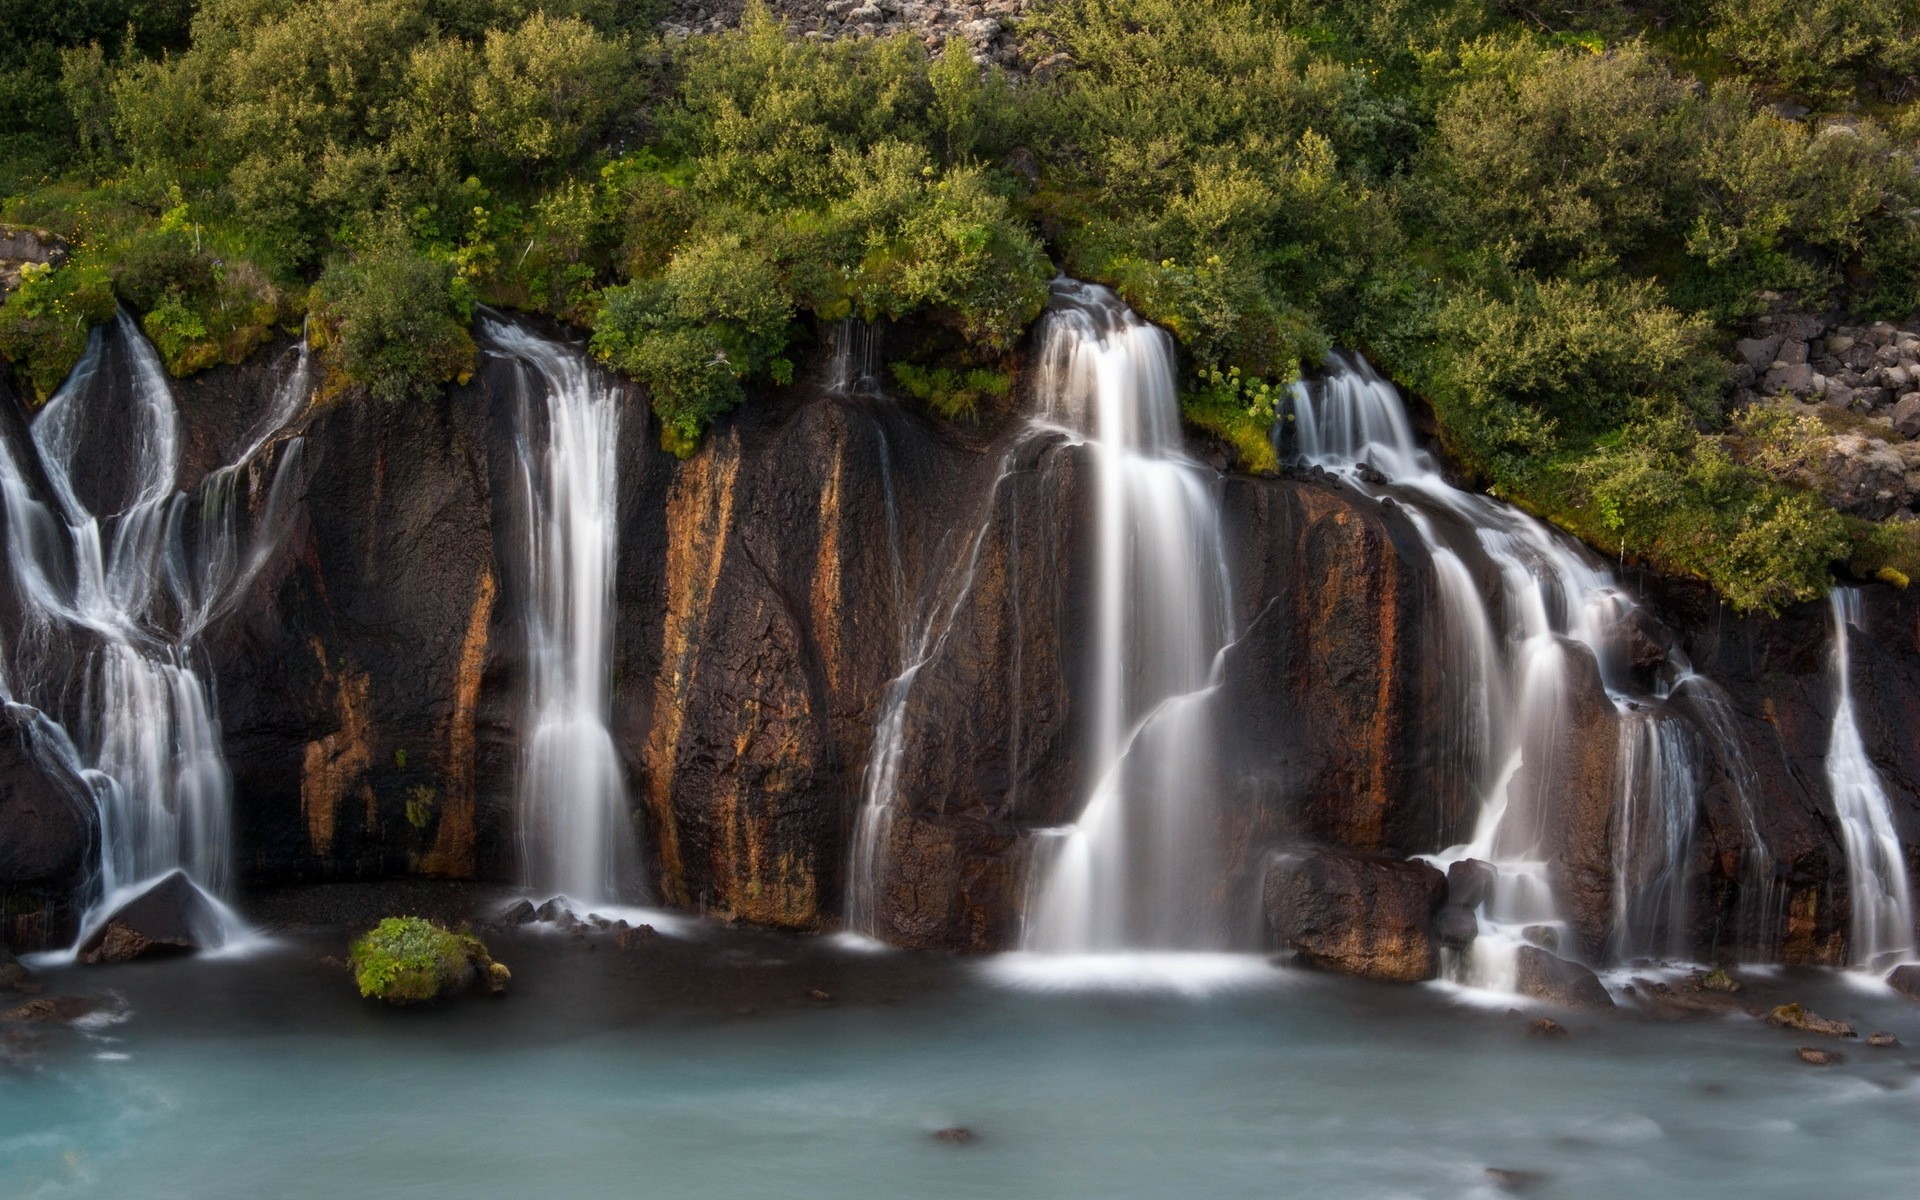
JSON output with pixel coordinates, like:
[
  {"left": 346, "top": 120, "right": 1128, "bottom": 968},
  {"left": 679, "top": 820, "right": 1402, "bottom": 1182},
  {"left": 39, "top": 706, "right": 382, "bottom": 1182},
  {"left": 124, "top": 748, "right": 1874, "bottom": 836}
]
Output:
[{"left": 347, "top": 916, "right": 509, "bottom": 1005}]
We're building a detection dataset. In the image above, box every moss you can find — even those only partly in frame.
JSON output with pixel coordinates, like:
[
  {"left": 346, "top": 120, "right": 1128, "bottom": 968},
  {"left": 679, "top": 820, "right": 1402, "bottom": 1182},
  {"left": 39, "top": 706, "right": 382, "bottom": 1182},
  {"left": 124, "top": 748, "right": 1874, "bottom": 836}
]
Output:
[
  {"left": 347, "top": 916, "right": 504, "bottom": 1005},
  {"left": 890, "top": 361, "right": 1011, "bottom": 423},
  {"left": 1182, "top": 365, "right": 1284, "bottom": 475}
]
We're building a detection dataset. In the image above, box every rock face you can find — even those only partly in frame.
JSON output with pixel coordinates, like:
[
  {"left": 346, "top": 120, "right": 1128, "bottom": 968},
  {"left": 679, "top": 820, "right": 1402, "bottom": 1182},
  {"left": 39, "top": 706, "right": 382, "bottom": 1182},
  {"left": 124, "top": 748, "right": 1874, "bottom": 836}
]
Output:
[
  {"left": 5, "top": 310, "right": 1918, "bottom": 974},
  {"left": 1513, "top": 946, "right": 1615, "bottom": 1010},
  {"left": 1263, "top": 849, "right": 1447, "bottom": 982},
  {"left": 0, "top": 708, "right": 98, "bottom": 951},
  {"left": 660, "top": 0, "right": 1036, "bottom": 68},
  {"left": 76, "top": 872, "right": 222, "bottom": 965}
]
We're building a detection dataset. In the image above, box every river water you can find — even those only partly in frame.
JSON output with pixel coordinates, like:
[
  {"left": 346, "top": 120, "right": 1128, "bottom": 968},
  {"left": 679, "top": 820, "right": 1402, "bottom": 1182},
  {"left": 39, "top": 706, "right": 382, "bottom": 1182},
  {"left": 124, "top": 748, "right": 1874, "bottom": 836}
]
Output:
[{"left": 5, "top": 906, "right": 1919, "bottom": 1199}]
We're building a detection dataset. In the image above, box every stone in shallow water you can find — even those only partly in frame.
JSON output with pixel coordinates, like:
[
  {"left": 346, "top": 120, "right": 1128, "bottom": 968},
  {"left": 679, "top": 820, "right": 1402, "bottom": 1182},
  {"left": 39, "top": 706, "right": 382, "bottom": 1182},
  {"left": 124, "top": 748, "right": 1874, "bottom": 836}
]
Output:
[
  {"left": 1445, "top": 859, "right": 1495, "bottom": 910},
  {"left": 1432, "top": 904, "right": 1478, "bottom": 949},
  {"left": 1887, "top": 964, "right": 1920, "bottom": 1000},
  {"left": 1525, "top": 1017, "right": 1569, "bottom": 1040},
  {"left": 1868, "top": 1032, "right": 1900, "bottom": 1048},
  {"left": 1514, "top": 946, "right": 1614, "bottom": 1010},
  {"left": 1701, "top": 968, "right": 1741, "bottom": 993},
  {"left": 1766, "top": 1003, "right": 1855, "bottom": 1039},
  {"left": 1485, "top": 1167, "right": 1549, "bottom": 1194},
  {"left": 500, "top": 899, "right": 536, "bottom": 925},
  {"left": 0, "top": 994, "right": 103, "bottom": 1023},
  {"left": 932, "top": 1127, "right": 977, "bottom": 1145},
  {"left": 78, "top": 871, "right": 221, "bottom": 965},
  {"left": 1797, "top": 1046, "right": 1844, "bottom": 1066},
  {"left": 1263, "top": 849, "right": 1445, "bottom": 983}
]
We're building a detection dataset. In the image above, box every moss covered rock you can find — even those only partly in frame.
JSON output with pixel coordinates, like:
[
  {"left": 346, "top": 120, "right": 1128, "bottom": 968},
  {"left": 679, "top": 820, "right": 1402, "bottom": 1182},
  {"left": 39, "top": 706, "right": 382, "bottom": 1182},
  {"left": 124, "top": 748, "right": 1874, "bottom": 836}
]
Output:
[{"left": 347, "top": 917, "right": 509, "bottom": 1005}]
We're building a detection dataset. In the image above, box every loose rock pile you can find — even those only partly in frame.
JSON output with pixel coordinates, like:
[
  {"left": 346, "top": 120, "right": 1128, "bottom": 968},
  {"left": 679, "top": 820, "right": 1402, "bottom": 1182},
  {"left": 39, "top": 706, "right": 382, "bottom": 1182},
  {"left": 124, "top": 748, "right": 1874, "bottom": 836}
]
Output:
[
  {"left": 1733, "top": 301, "right": 1920, "bottom": 518},
  {"left": 0, "top": 226, "right": 68, "bottom": 303},
  {"left": 660, "top": 0, "right": 1037, "bottom": 67}
]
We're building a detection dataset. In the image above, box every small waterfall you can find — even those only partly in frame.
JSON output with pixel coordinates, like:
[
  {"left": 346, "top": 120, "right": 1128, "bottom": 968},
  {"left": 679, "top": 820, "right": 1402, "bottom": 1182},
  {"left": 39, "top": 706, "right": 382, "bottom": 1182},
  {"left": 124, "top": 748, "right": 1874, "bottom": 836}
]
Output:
[
  {"left": 0, "top": 314, "right": 309, "bottom": 941},
  {"left": 1292, "top": 355, "right": 1732, "bottom": 981},
  {"left": 483, "top": 318, "right": 634, "bottom": 906},
  {"left": 1019, "top": 281, "right": 1236, "bottom": 952},
  {"left": 825, "top": 319, "right": 884, "bottom": 398},
  {"left": 1824, "top": 589, "right": 1914, "bottom": 969}
]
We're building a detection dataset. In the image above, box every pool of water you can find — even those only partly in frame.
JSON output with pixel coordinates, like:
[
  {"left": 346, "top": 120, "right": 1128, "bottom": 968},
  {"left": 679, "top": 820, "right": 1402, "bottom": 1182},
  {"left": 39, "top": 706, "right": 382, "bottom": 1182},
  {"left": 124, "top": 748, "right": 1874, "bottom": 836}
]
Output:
[{"left": 4, "top": 911, "right": 1919, "bottom": 1200}]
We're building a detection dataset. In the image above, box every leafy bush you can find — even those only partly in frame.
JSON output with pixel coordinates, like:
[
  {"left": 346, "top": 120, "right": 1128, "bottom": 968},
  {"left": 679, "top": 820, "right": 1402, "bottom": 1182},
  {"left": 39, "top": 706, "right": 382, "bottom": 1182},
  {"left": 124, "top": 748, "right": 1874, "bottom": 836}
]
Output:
[
  {"left": 316, "top": 227, "right": 476, "bottom": 403},
  {"left": 1708, "top": 0, "right": 1920, "bottom": 103},
  {"left": 347, "top": 915, "right": 507, "bottom": 1004},
  {"left": 890, "top": 361, "right": 1012, "bottom": 422},
  {"left": 0, "top": 256, "right": 118, "bottom": 402}
]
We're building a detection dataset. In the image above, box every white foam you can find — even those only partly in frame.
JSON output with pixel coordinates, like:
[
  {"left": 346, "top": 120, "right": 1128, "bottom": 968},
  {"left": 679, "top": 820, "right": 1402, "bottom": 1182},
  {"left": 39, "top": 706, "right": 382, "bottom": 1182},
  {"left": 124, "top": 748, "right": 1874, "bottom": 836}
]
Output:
[
  {"left": 980, "top": 952, "right": 1286, "bottom": 997},
  {"left": 824, "top": 931, "right": 894, "bottom": 955}
]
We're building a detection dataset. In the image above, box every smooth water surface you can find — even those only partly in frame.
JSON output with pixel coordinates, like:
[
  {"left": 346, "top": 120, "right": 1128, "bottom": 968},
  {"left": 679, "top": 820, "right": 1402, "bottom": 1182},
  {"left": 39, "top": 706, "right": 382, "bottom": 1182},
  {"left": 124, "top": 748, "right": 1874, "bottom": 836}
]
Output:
[{"left": 5, "top": 922, "right": 1920, "bottom": 1200}]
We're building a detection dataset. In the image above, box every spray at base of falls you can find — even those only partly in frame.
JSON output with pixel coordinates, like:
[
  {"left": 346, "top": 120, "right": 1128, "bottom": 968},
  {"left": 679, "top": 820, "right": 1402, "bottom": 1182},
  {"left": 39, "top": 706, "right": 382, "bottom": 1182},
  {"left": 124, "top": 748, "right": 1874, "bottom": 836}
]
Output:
[
  {"left": 0, "top": 314, "right": 309, "bottom": 949},
  {"left": 1824, "top": 589, "right": 1915, "bottom": 970},
  {"left": 1291, "top": 355, "right": 1771, "bottom": 986},
  {"left": 483, "top": 319, "right": 636, "bottom": 910}
]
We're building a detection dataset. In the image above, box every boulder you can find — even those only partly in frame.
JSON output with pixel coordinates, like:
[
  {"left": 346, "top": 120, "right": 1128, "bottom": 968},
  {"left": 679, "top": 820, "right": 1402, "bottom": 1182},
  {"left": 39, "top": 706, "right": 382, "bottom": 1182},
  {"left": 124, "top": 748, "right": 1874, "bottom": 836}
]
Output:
[
  {"left": 1763, "top": 363, "right": 1815, "bottom": 396},
  {"left": 1892, "top": 394, "right": 1920, "bottom": 439},
  {"left": 1446, "top": 859, "right": 1496, "bottom": 910},
  {"left": 77, "top": 872, "right": 224, "bottom": 965},
  {"left": 1887, "top": 963, "right": 1920, "bottom": 1000},
  {"left": 0, "top": 995, "right": 103, "bottom": 1024},
  {"left": 1513, "top": 946, "right": 1614, "bottom": 1009},
  {"left": 1766, "top": 1002, "right": 1855, "bottom": 1038},
  {"left": 1737, "top": 336, "right": 1784, "bottom": 371},
  {"left": 1434, "top": 904, "right": 1479, "bottom": 949},
  {"left": 1263, "top": 849, "right": 1446, "bottom": 983},
  {"left": 347, "top": 916, "right": 508, "bottom": 1004},
  {"left": 0, "top": 946, "right": 28, "bottom": 991}
]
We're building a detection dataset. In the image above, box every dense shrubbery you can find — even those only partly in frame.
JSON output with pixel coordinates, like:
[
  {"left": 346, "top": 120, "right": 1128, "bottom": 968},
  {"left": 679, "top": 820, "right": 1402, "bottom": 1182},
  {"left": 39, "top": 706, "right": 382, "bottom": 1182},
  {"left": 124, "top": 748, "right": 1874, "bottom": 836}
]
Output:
[{"left": 4, "top": 0, "right": 1920, "bottom": 608}]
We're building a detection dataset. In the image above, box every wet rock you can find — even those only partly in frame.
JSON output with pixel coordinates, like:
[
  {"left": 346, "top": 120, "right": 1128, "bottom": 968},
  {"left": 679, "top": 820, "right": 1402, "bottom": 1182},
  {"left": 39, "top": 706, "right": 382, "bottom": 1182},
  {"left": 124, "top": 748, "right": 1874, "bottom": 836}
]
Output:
[
  {"left": 0, "top": 709, "right": 98, "bottom": 893},
  {"left": 1867, "top": 1031, "right": 1899, "bottom": 1047},
  {"left": 932, "top": 1127, "right": 977, "bottom": 1145},
  {"left": 1521, "top": 924, "right": 1560, "bottom": 951},
  {"left": 806, "top": 987, "right": 832, "bottom": 1002},
  {"left": 77, "top": 871, "right": 222, "bottom": 965},
  {"left": 1446, "top": 859, "right": 1495, "bottom": 910},
  {"left": 500, "top": 899, "right": 536, "bottom": 925},
  {"left": 0, "top": 946, "right": 30, "bottom": 992},
  {"left": 0, "top": 994, "right": 103, "bottom": 1024},
  {"left": 1796, "top": 1046, "right": 1843, "bottom": 1066},
  {"left": 1766, "top": 1003, "right": 1856, "bottom": 1038},
  {"left": 1702, "top": 968, "right": 1741, "bottom": 993},
  {"left": 1887, "top": 964, "right": 1920, "bottom": 1000},
  {"left": 1525, "top": 1017, "right": 1569, "bottom": 1039},
  {"left": 1263, "top": 849, "right": 1446, "bottom": 983},
  {"left": 613, "top": 925, "right": 658, "bottom": 950},
  {"left": 1485, "top": 1167, "right": 1549, "bottom": 1194},
  {"left": 1514, "top": 946, "right": 1615, "bottom": 1009},
  {"left": 1433, "top": 904, "right": 1478, "bottom": 949}
]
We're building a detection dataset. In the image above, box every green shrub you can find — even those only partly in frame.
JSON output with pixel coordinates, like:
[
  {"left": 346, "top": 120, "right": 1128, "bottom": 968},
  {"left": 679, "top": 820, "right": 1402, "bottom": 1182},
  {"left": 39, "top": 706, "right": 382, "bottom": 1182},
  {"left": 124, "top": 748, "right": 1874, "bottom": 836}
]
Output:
[
  {"left": 317, "top": 226, "right": 476, "bottom": 403},
  {"left": 1708, "top": 0, "right": 1920, "bottom": 103},
  {"left": 1182, "top": 364, "right": 1285, "bottom": 474},
  {"left": 890, "top": 361, "right": 1011, "bottom": 422},
  {"left": 347, "top": 916, "right": 507, "bottom": 1004},
  {"left": 0, "top": 256, "right": 118, "bottom": 403}
]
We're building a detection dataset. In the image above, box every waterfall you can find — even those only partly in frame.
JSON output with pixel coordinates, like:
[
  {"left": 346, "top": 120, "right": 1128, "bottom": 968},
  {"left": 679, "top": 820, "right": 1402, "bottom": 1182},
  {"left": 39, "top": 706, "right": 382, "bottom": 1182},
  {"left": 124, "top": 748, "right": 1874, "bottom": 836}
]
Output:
[
  {"left": 1018, "top": 281, "right": 1236, "bottom": 952},
  {"left": 825, "top": 319, "right": 884, "bottom": 398},
  {"left": 483, "top": 318, "right": 635, "bottom": 906},
  {"left": 1292, "top": 355, "right": 1737, "bottom": 980},
  {"left": 0, "top": 314, "right": 308, "bottom": 943},
  {"left": 1824, "top": 588, "right": 1914, "bottom": 969}
]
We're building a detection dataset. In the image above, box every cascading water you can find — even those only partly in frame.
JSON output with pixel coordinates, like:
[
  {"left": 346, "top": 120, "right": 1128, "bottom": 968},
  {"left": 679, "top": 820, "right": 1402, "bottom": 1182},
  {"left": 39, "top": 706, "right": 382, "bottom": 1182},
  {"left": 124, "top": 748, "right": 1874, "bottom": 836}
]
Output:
[
  {"left": 1824, "top": 588, "right": 1914, "bottom": 969},
  {"left": 825, "top": 319, "right": 884, "bottom": 399},
  {"left": 483, "top": 318, "right": 635, "bottom": 906},
  {"left": 1018, "top": 282, "right": 1236, "bottom": 953},
  {"left": 0, "top": 314, "right": 308, "bottom": 944},
  {"left": 1290, "top": 355, "right": 1750, "bottom": 984}
]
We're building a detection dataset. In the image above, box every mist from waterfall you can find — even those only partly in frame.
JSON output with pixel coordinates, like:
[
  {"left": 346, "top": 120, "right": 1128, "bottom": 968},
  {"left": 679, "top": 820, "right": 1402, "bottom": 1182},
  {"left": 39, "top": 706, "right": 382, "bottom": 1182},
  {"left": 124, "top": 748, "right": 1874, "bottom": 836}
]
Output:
[
  {"left": 0, "top": 314, "right": 308, "bottom": 943},
  {"left": 1291, "top": 355, "right": 1763, "bottom": 981},
  {"left": 484, "top": 319, "right": 635, "bottom": 906},
  {"left": 1824, "top": 588, "right": 1914, "bottom": 969},
  {"left": 1018, "top": 281, "right": 1236, "bottom": 952}
]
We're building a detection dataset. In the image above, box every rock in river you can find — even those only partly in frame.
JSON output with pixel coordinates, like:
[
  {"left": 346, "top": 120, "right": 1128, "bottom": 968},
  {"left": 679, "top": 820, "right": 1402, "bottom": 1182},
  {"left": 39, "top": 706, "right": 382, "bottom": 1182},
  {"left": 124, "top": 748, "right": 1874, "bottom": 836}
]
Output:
[
  {"left": 1263, "top": 849, "right": 1446, "bottom": 983},
  {"left": 77, "top": 871, "right": 224, "bottom": 965}
]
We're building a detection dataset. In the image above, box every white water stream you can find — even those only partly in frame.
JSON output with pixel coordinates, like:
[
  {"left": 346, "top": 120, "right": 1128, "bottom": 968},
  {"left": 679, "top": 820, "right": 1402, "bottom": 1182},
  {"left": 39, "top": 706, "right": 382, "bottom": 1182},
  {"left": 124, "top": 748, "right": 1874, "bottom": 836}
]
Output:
[
  {"left": 1824, "top": 588, "right": 1915, "bottom": 969},
  {"left": 0, "top": 315, "right": 307, "bottom": 944},
  {"left": 1291, "top": 355, "right": 1739, "bottom": 984},
  {"left": 484, "top": 319, "right": 635, "bottom": 907}
]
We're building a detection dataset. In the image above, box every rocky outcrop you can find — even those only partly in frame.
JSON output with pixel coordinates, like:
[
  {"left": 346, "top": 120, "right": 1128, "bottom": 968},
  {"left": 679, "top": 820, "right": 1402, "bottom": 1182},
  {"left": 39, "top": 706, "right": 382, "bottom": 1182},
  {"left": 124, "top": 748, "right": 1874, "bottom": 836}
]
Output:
[
  {"left": 1514, "top": 945, "right": 1615, "bottom": 1009},
  {"left": 77, "top": 871, "right": 222, "bottom": 964},
  {"left": 0, "top": 709, "right": 98, "bottom": 952},
  {"left": 1262, "top": 849, "right": 1447, "bottom": 982},
  {"left": 0, "top": 227, "right": 68, "bottom": 303},
  {"left": 660, "top": 0, "right": 1036, "bottom": 68}
]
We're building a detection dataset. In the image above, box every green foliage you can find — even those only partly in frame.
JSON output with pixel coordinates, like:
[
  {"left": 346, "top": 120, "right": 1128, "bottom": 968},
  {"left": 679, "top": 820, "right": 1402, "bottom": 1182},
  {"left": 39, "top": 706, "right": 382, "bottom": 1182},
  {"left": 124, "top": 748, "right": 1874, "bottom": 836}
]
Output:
[
  {"left": 316, "top": 225, "right": 476, "bottom": 402},
  {"left": 890, "top": 361, "right": 1011, "bottom": 423},
  {"left": 1183, "top": 364, "right": 1287, "bottom": 474},
  {"left": 0, "top": 256, "right": 118, "bottom": 402},
  {"left": 1707, "top": 0, "right": 1920, "bottom": 104},
  {"left": 347, "top": 916, "right": 495, "bottom": 1004}
]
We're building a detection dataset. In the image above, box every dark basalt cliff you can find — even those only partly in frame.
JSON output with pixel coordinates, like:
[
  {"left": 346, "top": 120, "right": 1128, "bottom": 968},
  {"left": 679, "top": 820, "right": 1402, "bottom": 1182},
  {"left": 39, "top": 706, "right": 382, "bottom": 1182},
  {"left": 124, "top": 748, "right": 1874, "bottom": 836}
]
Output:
[{"left": 2, "top": 320, "right": 1916, "bottom": 966}]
